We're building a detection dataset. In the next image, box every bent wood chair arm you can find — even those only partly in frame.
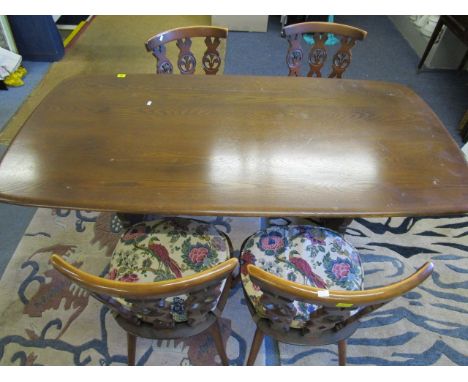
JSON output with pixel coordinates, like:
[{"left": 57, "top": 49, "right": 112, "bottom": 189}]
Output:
[
  {"left": 51, "top": 255, "right": 238, "bottom": 299},
  {"left": 52, "top": 255, "right": 238, "bottom": 330},
  {"left": 247, "top": 262, "right": 433, "bottom": 308},
  {"left": 246, "top": 262, "right": 433, "bottom": 342}
]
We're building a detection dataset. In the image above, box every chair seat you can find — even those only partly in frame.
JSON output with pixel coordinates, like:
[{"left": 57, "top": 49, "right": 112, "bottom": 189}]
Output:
[
  {"left": 240, "top": 225, "right": 364, "bottom": 329},
  {"left": 108, "top": 218, "right": 230, "bottom": 323}
]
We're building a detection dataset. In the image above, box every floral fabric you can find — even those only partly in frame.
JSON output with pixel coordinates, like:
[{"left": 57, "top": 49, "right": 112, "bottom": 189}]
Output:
[
  {"left": 240, "top": 225, "right": 364, "bottom": 329},
  {"left": 108, "top": 218, "right": 230, "bottom": 323}
]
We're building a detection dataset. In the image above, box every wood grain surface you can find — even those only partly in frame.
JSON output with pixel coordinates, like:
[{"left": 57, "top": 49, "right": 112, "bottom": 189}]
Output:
[{"left": 0, "top": 74, "right": 466, "bottom": 217}]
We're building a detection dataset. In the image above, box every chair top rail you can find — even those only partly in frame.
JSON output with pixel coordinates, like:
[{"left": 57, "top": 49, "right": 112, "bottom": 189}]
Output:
[
  {"left": 283, "top": 22, "right": 367, "bottom": 41},
  {"left": 146, "top": 26, "right": 228, "bottom": 51},
  {"left": 247, "top": 261, "right": 433, "bottom": 307},
  {"left": 51, "top": 254, "right": 238, "bottom": 299}
]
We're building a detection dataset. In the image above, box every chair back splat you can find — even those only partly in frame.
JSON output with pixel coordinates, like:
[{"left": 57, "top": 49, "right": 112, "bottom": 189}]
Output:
[
  {"left": 145, "top": 26, "right": 228, "bottom": 75},
  {"left": 52, "top": 218, "right": 237, "bottom": 365},
  {"left": 246, "top": 261, "right": 433, "bottom": 346},
  {"left": 51, "top": 255, "right": 237, "bottom": 335},
  {"left": 283, "top": 22, "right": 367, "bottom": 78}
]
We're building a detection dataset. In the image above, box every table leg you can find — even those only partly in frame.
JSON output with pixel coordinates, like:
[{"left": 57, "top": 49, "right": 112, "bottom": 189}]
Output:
[
  {"left": 321, "top": 218, "right": 353, "bottom": 234},
  {"left": 261, "top": 217, "right": 352, "bottom": 234},
  {"left": 116, "top": 213, "right": 146, "bottom": 229},
  {"left": 260, "top": 217, "right": 270, "bottom": 230}
]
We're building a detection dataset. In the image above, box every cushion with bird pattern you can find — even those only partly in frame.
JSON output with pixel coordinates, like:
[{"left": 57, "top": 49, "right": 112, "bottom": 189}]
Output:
[
  {"left": 107, "top": 218, "right": 230, "bottom": 324},
  {"left": 240, "top": 225, "right": 364, "bottom": 329}
]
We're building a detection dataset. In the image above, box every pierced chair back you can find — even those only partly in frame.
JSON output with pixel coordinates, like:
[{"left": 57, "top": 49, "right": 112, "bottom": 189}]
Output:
[
  {"left": 283, "top": 22, "right": 367, "bottom": 78},
  {"left": 246, "top": 261, "right": 433, "bottom": 346},
  {"left": 51, "top": 255, "right": 238, "bottom": 338},
  {"left": 145, "top": 26, "right": 228, "bottom": 75}
]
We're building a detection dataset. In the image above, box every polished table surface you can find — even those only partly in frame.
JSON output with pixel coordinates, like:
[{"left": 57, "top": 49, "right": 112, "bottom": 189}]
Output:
[{"left": 0, "top": 74, "right": 467, "bottom": 217}]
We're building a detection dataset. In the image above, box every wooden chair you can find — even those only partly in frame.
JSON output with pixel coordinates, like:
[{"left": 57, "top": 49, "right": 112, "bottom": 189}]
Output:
[
  {"left": 417, "top": 16, "right": 468, "bottom": 72},
  {"left": 145, "top": 26, "right": 228, "bottom": 75},
  {"left": 283, "top": 22, "right": 367, "bottom": 78},
  {"left": 460, "top": 110, "right": 468, "bottom": 144},
  {"left": 51, "top": 218, "right": 238, "bottom": 365},
  {"left": 239, "top": 225, "right": 433, "bottom": 365}
]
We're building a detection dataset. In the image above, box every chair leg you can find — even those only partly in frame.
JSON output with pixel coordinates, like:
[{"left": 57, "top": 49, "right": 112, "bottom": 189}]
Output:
[
  {"left": 246, "top": 327, "right": 265, "bottom": 366},
  {"left": 210, "top": 319, "right": 229, "bottom": 366},
  {"left": 338, "top": 339, "right": 346, "bottom": 366},
  {"left": 417, "top": 17, "right": 444, "bottom": 71},
  {"left": 322, "top": 218, "right": 353, "bottom": 234},
  {"left": 127, "top": 332, "right": 137, "bottom": 366},
  {"left": 116, "top": 213, "right": 146, "bottom": 229},
  {"left": 231, "top": 272, "right": 241, "bottom": 289},
  {"left": 457, "top": 49, "right": 468, "bottom": 72}
]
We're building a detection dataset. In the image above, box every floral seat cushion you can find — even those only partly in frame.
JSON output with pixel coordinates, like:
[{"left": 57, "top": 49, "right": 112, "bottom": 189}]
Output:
[
  {"left": 240, "top": 225, "right": 364, "bottom": 329},
  {"left": 108, "top": 218, "right": 230, "bottom": 323}
]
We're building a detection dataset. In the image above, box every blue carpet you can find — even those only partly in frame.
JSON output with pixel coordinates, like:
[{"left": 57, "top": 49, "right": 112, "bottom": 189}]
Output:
[
  {"left": 0, "top": 203, "right": 36, "bottom": 278},
  {"left": 0, "top": 145, "right": 37, "bottom": 278},
  {"left": 225, "top": 16, "right": 468, "bottom": 146},
  {"left": 0, "top": 60, "right": 49, "bottom": 277},
  {"left": 0, "top": 60, "right": 51, "bottom": 132}
]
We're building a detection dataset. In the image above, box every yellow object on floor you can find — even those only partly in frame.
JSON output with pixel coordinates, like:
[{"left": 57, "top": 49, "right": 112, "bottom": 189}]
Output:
[
  {"left": 4, "top": 66, "right": 27, "bottom": 87},
  {"left": 16, "top": 66, "right": 27, "bottom": 77}
]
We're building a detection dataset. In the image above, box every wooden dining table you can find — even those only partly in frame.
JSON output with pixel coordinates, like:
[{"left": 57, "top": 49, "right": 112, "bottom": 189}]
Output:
[{"left": 0, "top": 74, "right": 467, "bottom": 224}]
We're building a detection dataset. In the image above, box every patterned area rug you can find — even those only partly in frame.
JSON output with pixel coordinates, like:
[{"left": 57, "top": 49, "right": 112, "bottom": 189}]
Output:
[
  {"left": 0, "top": 209, "right": 466, "bottom": 365},
  {"left": 277, "top": 216, "right": 468, "bottom": 366}
]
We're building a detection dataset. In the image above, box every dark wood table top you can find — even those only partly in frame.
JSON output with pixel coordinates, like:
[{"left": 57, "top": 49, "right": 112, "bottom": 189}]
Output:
[{"left": 0, "top": 74, "right": 467, "bottom": 217}]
